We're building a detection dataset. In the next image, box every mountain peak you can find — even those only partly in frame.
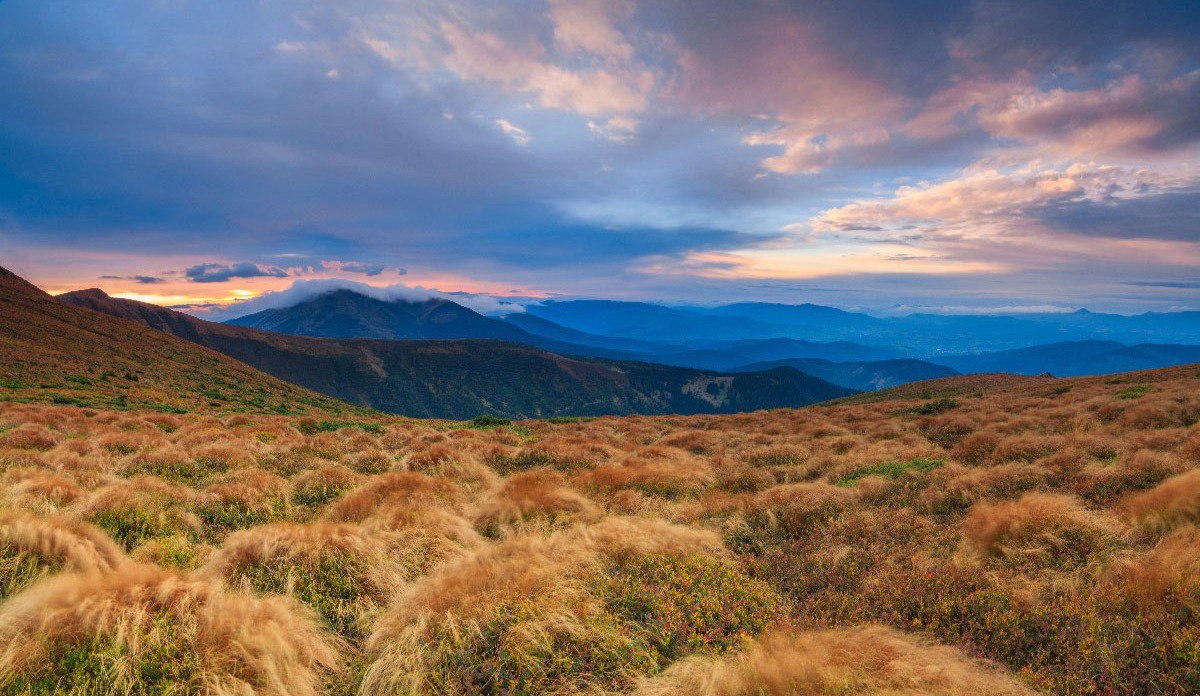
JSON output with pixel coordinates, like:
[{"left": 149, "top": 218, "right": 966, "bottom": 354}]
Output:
[
  {"left": 227, "top": 287, "right": 532, "bottom": 342},
  {"left": 60, "top": 288, "right": 111, "bottom": 301}
]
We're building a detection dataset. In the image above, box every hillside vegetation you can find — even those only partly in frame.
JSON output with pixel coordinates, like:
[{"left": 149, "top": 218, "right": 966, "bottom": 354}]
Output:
[
  {"left": 0, "top": 269, "right": 354, "bottom": 417},
  {"left": 1, "top": 359, "right": 1198, "bottom": 693}
]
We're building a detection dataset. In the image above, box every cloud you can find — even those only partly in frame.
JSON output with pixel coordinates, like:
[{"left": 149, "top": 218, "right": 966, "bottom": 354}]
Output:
[
  {"left": 907, "top": 70, "right": 1200, "bottom": 156},
  {"left": 435, "top": 19, "right": 653, "bottom": 118},
  {"left": 100, "top": 275, "right": 165, "bottom": 284},
  {"left": 495, "top": 119, "right": 531, "bottom": 146},
  {"left": 548, "top": 0, "right": 635, "bottom": 62},
  {"left": 888, "top": 303, "right": 1078, "bottom": 316},
  {"left": 813, "top": 162, "right": 1199, "bottom": 236},
  {"left": 1124, "top": 280, "right": 1200, "bottom": 289},
  {"left": 335, "top": 261, "right": 388, "bottom": 276},
  {"left": 185, "top": 262, "right": 290, "bottom": 283},
  {"left": 675, "top": 11, "right": 908, "bottom": 174}
]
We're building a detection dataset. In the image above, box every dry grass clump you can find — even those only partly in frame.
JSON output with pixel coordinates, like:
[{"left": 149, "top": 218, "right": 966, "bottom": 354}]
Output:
[
  {"left": 584, "top": 446, "right": 714, "bottom": 498},
  {"left": 920, "top": 414, "right": 976, "bottom": 448},
  {"left": 75, "top": 476, "right": 200, "bottom": 551},
  {"left": 991, "top": 433, "right": 1064, "bottom": 463},
  {"left": 361, "top": 531, "right": 637, "bottom": 694},
  {"left": 490, "top": 436, "right": 615, "bottom": 473},
  {"left": 2, "top": 467, "right": 82, "bottom": 511},
  {"left": 751, "top": 482, "right": 859, "bottom": 537},
  {"left": 629, "top": 625, "right": 1035, "bottom": 695},
  {"left": 195, "top": 467, "right": 290, "bottom": 541},
  {"left": 204, "top": 521, "right": 405, "bottom": 638},
  {"left": 920, "top": 462, "right": 1048, "bottom": 513},
  {"left": 363, "top": 519, "right": 778, "bottom": 694},
  {"left": 0, "top": 425, "right": 62, "bottom": 452},
  {"left": 405, "top": 444, "right": 499, "bottom": 492},
  {"left": 962, "top": 493, "right": 1126, "bottom": 571},
  {"left": 0, "top": 564, "right": 339, "bottom": 695},
  {"left": 472, "top": 469, "right": 600, "bottom": 536},
  {"left": 0, "top": 511, "right": 125, "bottom": 599},
  {"left": 124, "top": 445, "right": 219, "bottom": 485},
  {"left": 1107, "top": 526, "right": 1200, "bottom": 615},
  {"left": 322, "top": 473, "right": 482, "bottom": 578},
  {"left": 1080, "top": 447, "right": 1187, "bottom": 503},
  {"left": 322, "top": 471, "right": 463, "bottom": 524},
  {"left": 950, "top": 430, "right": 1000, "bottom": 465},
  {"left": 1121, "top": 468, "right": 1200, "bottom": 533},
  {"left": 345, "top": 449, "right": 394, "bottom": 475},
  {"left": 290, "top": 463, "right": 362, "bottom": 510}
]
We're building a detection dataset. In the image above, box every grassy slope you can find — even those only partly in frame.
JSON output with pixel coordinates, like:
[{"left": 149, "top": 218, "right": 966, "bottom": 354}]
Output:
[
  {"left": 0, "top": 361, "right": 1198, "bottom": 693},
  {"left": 0, "top": 268, "right": 358, "bottom": 416}
]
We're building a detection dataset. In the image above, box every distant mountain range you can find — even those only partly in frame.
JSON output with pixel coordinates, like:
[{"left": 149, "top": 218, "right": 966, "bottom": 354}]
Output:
[
  {"left": 939, "top": 340, "right": 1200, "bottom": 377},
  {"left": 228, "top": 290, "right": 902, "bottom": 370},
  {"left": 221, "top": 289, "right": 1200, "bottom": 387},
  {"left": 61, "top": 288, "right": 854, "bottom": 418},
  {"left": 520, "top": 300, "right": 1200, "bottom": 356},
  {"left": 12, "top": 261, "right": 1199, "bottom": 419}
]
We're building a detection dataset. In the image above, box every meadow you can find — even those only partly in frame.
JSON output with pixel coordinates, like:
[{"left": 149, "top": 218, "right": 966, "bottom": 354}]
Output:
[{"left": 1, "top": 363, "right": 1199, "bottom": 694}]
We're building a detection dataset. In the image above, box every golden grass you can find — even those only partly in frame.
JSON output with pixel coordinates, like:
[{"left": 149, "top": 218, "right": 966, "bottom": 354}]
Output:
[
  {"left": 962, "top": 493, "right": 1126, "bottom": 571},
  {"left": 0, "top": 564, "right": 339, "bottom": 694},
  {"left": 630, "top": 626, "right": 1036, "bottom": 695},
  {"left": 0, "top": 362, "right": 1197, "bottom": 693}
]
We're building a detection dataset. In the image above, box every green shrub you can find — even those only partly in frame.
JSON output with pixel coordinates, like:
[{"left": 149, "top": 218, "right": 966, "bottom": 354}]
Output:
[
  {"left": 470, "top": 415, "right": 512, "bottom": 429},
  {"left": 598, "top": 554, "right": 783, "bottom": 665},
  {"left": 1116, "top": 385, "right": 1153, "bottom": 400},
  {"left": 895, "top": 399, "right": 961, "bottom": 416},
  {"left": 194, "top": 497, "right": 288, "bottom": 542},
  {"left": 836, "top": 457, "right": 945, "bottom": 486},
  {"left": 296, "top": 419, "right": 384, "bottom": 435},
  {"left": 89, "top": 506, "right": 190, "bottom": 551}
]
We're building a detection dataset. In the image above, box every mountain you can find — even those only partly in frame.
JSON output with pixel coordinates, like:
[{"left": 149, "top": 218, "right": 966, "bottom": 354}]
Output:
[
  {"left": 501, "top": 312, "right": 666, "bottom": 353},
  {"left": 524, "top": 300, "right": 1200, "bottom": 357},
  {"left": 525, "top": 300, "right": 790, "bottom": 342},
  {"left": 226, "top": 290, "right": 899, "bottom": 370},
  {"left": 60, "top": 289, "right": 855, "bottom": 419},
  {"left": 701, "top": 302, "right": 885, "bottom": 333},
  {"left": 228, "top": 290, "right": 537, "bottom": 342},
  {"left": 0, "top": 269, "right": 353, "bottom": 415},
  {"left": 731, "top": 358, "right": 959, "bottom": 391},
  {"left": 940, "top": 340, "right": 1200, "bottom": 376}
]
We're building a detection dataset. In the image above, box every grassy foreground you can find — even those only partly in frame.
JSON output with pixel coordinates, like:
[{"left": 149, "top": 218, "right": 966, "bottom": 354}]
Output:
[{"left": 0, "top": 363, "right": 1198, "bottom": 693}]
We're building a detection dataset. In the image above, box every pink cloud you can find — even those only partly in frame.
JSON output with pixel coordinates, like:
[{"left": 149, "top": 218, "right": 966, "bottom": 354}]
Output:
[
  {"left": 675, "top": 15, "right": 909, "bottom": 174},
  {"left": 548, "top": 0, "right": 635, "bottom": 62},
  {"left": 434, "top": 17, "right": 654, "bottom": 119}
]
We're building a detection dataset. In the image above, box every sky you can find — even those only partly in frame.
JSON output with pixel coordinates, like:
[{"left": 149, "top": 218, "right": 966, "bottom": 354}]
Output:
[{"left": 1, "top": 0, "right": 1198, "bottom": 316}]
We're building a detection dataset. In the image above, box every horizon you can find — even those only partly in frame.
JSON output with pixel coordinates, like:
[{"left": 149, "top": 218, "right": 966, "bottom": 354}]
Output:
[
  {"left": 3, "top": 1, "right": 1199, "bottom": 313},
  {"left": 36, "top": 272, "right": 1199, "bottom": 323}
]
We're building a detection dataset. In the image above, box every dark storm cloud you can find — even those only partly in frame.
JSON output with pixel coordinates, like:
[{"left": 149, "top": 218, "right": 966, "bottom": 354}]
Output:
[
  {"left": 100, "top": 275, "right": 166, "bottom": 284},
  {"left": 338, "top": 262, "right": 387, "bottom": 277},
  {"left": 1035, "top": 188, "right": 1200, "bottom": 242},
  {"left": 185, "top": 263, "right": 289, "bottom": 283}
]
